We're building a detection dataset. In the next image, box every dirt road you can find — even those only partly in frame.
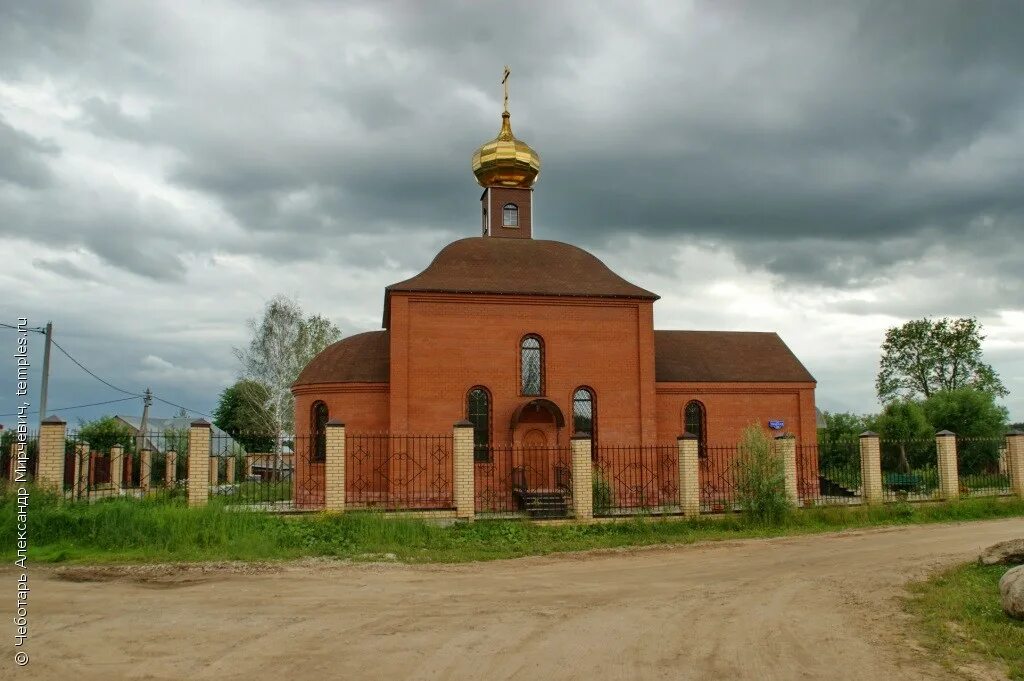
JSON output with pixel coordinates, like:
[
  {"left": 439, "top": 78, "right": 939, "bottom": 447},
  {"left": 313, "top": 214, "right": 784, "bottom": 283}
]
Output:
[{"left": 8, "top": 518, "right": 1023, "bottom": 681}]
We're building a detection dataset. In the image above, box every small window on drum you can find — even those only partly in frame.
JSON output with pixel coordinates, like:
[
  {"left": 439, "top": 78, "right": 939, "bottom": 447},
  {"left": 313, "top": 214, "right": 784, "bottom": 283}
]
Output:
[{"left": 503, "top": 203, "right": 519, "bottom": 227}]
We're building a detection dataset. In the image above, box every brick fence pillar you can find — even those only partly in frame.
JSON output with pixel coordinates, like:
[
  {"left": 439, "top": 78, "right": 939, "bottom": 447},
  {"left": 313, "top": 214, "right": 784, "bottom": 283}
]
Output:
[
  {"left": 324, "top": 419, "right": 346, "bottom": 512},
  {"left": 225, "top": 456, "right": 236, "bottom": 485},
  {"left": 36, "top": 416, "right": 66, "bottom": 494},
  {"left": 209, "top": 455, "right": 218, "bottom": 486},
  {"left": 110, "top": 445, "right": 124, "bottom": 489},
  {"left": 453, "top": 421, "right": 475, "bottom": 520},
  {"left": 165, "top": 450, "right": 177, "bottom": 488},
  {"left": 774, "top": 434, "right": 799, "bottom": 506},
  {"left": 677, "top": 432, "right": 700, "bottom": 517},
  {"left": 1007, "top": 431, "right": 1024, "bottom": 499},
  {"left": 188, "top": 420, "right": 211, "bottom": 507},
  {"left": 859, "top": 431, "right": 883, "bottom": 504},
  {"left": 75, "top": 442, "right": 91, "bottom": 499},
  {"left": 140, "top": 448, "right": 152, "bottom": 492},
  {"left": 570, "top": 433, "right": 593, "bottom": 521},
  {"left": 936, "top": 430, "right": 959, "bottom": 501}
]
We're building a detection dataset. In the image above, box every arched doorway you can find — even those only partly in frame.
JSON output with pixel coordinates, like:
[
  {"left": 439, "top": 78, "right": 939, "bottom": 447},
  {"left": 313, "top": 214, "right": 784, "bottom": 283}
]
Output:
[{"left": 511, "top": 398, "right": 565, "bottom": 490}]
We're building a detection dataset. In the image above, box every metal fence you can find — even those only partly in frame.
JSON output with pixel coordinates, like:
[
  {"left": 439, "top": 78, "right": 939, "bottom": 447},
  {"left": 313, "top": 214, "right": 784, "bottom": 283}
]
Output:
[
  {"left": 957, "top": 436, "right": 1012, "bottom": 497},
  {"left": 346, "top": 433, "right": 454, "bottom": 511},
  {"left": 700, "top": 445, "right": 740, "bottom": 513},
  {"left": 208, "top": 432, "right": 320, "bottom": 511},
  {"left": 1, "top": 431, "right": 38, "bottom": 482},
  {"left": 62, "top": 430, "right": 188, "bottom": 501},
  {"left": 879, "top": 438, "right": 941, "bottom": 502},
  {"left": 474, "top": 445, "right": 572, "bottom": 517},
  {"left": 797, "top": 441, "right": 862, "bottom": 506},
  {"left": 593, "top": 444, "right": 679, "bottom": 516}
]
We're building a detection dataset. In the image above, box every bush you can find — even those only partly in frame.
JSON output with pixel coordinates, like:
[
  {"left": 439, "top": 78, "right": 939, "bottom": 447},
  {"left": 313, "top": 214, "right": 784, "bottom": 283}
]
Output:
[{"left": 734, "top": 425, "right": 792, "bottom": 525}]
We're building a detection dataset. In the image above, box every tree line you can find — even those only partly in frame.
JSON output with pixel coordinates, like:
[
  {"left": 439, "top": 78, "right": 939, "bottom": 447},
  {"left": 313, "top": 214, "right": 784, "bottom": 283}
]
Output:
[{"left": 821, "top": 317, "right": 1015, "bottom": 475}]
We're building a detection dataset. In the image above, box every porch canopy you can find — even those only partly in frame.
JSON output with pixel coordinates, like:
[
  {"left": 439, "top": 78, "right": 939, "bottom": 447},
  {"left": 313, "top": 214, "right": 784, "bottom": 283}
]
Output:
[{"left": 509, "top": 398, "right": 566, "bottom": 429}]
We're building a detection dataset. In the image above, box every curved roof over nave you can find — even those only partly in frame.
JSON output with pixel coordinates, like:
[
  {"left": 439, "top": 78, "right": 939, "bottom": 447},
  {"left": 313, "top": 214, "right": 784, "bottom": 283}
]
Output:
[{"left": 386, "top": 237, "right": 659, "bottom": 301}]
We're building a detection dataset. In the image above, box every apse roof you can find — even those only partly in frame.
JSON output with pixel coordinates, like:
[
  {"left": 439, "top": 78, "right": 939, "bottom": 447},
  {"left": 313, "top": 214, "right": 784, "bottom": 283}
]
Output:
[{"left": 292, "top": 331, "right": 390, "bottom": 386}]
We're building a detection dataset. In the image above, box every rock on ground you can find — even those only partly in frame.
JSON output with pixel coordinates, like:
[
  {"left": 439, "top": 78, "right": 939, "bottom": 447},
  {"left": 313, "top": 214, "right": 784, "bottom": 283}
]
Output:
[
  {"left": 1001, "top": 565, "right": 1024, "bottom": 620},
  {"left": 979, "top": 538, "right": 1024, "bottom": 565}
]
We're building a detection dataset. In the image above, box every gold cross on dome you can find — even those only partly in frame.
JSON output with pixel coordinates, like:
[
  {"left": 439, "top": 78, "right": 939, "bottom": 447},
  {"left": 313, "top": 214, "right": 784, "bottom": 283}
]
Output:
[{"left": 502, "top": 65, "right": 511, "bottom": 113}]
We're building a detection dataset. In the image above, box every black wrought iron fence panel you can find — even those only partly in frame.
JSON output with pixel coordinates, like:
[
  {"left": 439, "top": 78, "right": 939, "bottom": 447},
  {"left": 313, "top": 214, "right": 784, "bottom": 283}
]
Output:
[
  {"left": 211, "top": 432, "right": 301, "bottom": 510},
  {"left": 475, "top": 445, "right": 572, "bottom": 515},
  {"left": 1, "top": 431, "right": 38, "bottom": 482},
  {"left": 879, "top": 439, "right": 941, "bottom": 502},
  {"left": 956, "top": 437, "right": 1012, "bottom": 497},
  {"left": 798, "top": 441, "right": 862, "bottom": 506},
  {"left": 61, "top": 431, "right": 188, "bottom": 502},
  {"left": 346, "top": 433, "right": 454, "bottom": 510},
  {"left": 699, "top": 445, "right": 739, "bottom": 513},
  {"left": 593, "top": 445, "right": 678, "bottom": 516}
]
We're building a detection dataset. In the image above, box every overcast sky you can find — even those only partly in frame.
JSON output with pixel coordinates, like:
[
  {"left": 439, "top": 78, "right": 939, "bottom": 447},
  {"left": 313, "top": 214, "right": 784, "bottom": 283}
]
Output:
[{"left": 2, "top": 0, "right": 1022, "bottom": 429}]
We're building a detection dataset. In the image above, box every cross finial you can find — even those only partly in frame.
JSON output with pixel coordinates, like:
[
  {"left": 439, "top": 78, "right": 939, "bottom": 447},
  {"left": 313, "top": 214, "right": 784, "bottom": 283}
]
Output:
[{"left": 502, "top": 65, "right": 511, "bottom": 113}]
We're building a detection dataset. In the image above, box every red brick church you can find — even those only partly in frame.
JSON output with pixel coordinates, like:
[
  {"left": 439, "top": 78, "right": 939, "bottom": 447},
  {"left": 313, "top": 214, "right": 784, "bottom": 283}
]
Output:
[{"left": 292, "top": 80, "right": 816, "bottom": 498}]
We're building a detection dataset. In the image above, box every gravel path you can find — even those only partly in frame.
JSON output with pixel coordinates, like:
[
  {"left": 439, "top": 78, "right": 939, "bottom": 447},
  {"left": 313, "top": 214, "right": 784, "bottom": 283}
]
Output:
[{"left": 7, "top": 517, "right": 1023, "bottom": 680}]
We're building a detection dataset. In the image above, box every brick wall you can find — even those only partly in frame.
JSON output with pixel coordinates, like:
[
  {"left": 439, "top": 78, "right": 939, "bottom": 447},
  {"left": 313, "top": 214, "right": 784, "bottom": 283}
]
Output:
[
  {"left": 387, "top": 292, "right": 659, "bottom": 446},
  {"left": 655, "top": 382, "right": 817, "bottom": 444}
]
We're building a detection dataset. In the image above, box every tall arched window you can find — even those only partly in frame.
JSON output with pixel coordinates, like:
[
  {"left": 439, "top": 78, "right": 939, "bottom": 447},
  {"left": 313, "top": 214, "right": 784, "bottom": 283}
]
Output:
[
  {"left": 684, "top": 400, "right": 707, "bottom": 457},
  {"left": 311, "top": 401, "right": 329, "bottom": 462},
  {"left": 520, "top": 335, "right": 543, "bottom": 395},
  {"left": 573, "top": 387, "right": 596, "bottom": 459},
  {"left": 503, "top": 203, "right": 519, "bottom": 227},
  {"left": 572, "top": 387, "right": 595, "bottom": 436},
  {"left": 467, "top": 387, "right": 491, "bottom": 463}
]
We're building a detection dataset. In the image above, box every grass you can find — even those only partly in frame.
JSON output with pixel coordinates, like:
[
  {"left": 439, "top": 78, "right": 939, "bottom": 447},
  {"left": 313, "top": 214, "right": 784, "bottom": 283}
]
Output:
[
  {"left": 3, "top": 485, "right": 1023, "bottom": 565},
  {"left": 907, "top": 562, "right": 1024, "bottom": 679}
]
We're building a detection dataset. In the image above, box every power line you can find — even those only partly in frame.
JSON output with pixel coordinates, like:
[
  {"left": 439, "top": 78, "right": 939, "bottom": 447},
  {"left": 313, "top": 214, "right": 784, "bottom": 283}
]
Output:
[
  {"left": 151, "top": 395, "right": 213, "bottom": 420},
  {"left": 10, "top": 326, "right": 216, "bottom": 421},
  {"left": 0, "top": 396, "right": 139, "bottom": 418},
  {"left": 49, "top": 338, "right": 142, "bottom": 398},
  {"left": 0, "top": 322, "right": 46, "bottom": 333}
]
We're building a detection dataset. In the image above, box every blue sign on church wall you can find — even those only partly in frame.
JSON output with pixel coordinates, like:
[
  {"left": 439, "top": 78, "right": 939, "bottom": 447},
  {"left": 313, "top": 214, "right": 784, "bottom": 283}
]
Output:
[{"left": 768, "top": 420, "right": 785, "bottom": 430}]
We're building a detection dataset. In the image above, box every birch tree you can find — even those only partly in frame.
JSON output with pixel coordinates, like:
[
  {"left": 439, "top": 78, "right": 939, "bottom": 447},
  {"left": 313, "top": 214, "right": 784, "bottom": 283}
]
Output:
[{"left": 234, "top": 295, "right": 341, "bottom": 460}]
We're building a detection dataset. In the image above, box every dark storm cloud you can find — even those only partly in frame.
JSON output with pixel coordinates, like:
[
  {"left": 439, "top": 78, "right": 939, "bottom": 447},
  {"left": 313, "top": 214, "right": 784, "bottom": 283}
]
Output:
[
  {"left": 0, "top": 117, "right": 59, "bottom": 188},
  {"left": 2, "top": 0, "right": 1024, "bottom": 297}
]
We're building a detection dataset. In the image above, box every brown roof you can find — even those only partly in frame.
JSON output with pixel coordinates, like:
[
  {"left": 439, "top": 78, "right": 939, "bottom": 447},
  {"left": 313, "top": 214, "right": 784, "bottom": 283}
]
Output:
[
  {"left": 293, "top": 331, "right": 389, "bottom": 386},
  {"left": 654, "top": 331, "right": 815, "bottom": 383},
  {"left": 384, "top": 237, "right": 657, "bottom": 326}
]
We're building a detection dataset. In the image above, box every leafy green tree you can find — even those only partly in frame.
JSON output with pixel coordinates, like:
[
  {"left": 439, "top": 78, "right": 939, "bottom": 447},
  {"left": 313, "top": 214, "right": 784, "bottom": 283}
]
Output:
[
  {"left": 922, "top": 389, "right": 1009, "bottom": 474},
  {"left": 817, "top": 411, "right": 869, "bottom": 471},
  {"left": 213, "top": 380, "right": 276, "bottom": 452},
  {"left": 1011, "top": 421, "right": 1024, "bottom": 432},
  {"left": 868, "top": 400, "right": 933, "bottom": 473},
  {"left": 876, "top": 317, "right": 1007, "bottom": 403},
  {"left": 234, "top": 295, "right": 341, "bottom": 456},
  {"left": 77, "top": 416, "right": 135, "bottom": 452},
  {"left": 818, "top": 411, "right": 869, "bottom": 444}
]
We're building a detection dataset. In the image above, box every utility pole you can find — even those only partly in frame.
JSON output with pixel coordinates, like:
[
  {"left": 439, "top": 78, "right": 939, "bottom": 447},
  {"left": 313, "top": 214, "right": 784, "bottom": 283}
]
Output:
[
  {"left": 38, "top": 321, "right": 53, "bottom": 427},
  {"left": 137, "top": 388, "right": 153, "bottom": 453}
]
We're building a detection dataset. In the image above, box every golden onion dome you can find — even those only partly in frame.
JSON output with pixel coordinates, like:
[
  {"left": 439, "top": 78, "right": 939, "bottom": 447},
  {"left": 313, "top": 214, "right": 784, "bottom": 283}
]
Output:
[{"left": 471, "top": 110, "right": 541, "bottom": 188}]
